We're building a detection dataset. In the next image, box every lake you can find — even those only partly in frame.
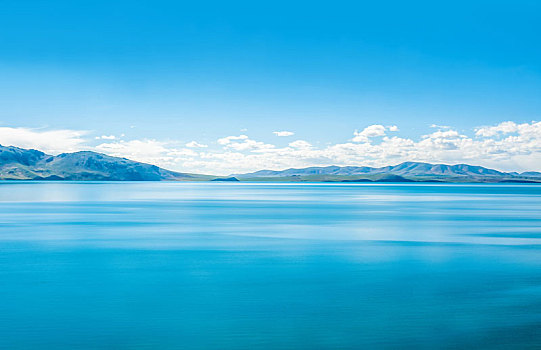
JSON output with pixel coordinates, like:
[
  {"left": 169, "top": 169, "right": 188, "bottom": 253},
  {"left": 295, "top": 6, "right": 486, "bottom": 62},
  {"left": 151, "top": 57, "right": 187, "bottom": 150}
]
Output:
[{"left": 0, "top": 182, "right": 540, "bottom": 349}]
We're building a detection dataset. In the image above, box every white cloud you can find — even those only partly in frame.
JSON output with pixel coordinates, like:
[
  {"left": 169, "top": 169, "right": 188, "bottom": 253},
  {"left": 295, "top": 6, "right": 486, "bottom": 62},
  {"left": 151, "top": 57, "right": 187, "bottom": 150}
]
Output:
[
  {"left": 475, "top": 121, "right": 540, "bottom": 138},
  {"left": 430, "top": 124, "right": 451, "bottom": 129},
  {"left": 273, "top": 131, "right": 294, "bottom": 137},
  {"left": 94, "top": 139, "right": 197, "bottom": 168},
  {"left": 217, "top": 135, "right": 248, "bottom": 145},
  {"left": 186, "top": 141, "right": 208, "bottom": 148},
  {"left": 216, "top": 135, "right": 274, "bottom": 152},
  {"left": 388, "top": 125, "right": 399, "bottom": 132},
  {"left": 225, "top": 138, "right": 275, "bottom": 151},
  {"left": 289, "top": 140, "right": 312, "bottom": 149},
  {"left": 0, "top": 126, "right": 86, "bottom": 154},
  {"left": 352, "top": 124, "right": 387, "bottom": 142},
  {"left": 194, "top": 121, "right": 541, "bottom": 174},
  {"left": 95, "top": 135, "right": 116, "bottom": 140}
]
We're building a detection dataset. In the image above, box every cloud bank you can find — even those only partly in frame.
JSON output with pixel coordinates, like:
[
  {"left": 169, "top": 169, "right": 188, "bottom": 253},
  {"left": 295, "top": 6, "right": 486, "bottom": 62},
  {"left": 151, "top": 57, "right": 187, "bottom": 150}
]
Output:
[{"left": 0, "top": 121, "right": 539, "bottom": 175}]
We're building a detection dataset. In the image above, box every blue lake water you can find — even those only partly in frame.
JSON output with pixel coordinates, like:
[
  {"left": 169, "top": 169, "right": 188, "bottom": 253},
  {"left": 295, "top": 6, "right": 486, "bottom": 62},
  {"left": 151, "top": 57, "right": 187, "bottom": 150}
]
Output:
[{"left": 0, "top": 182, "right": 540, "bottom": 349}]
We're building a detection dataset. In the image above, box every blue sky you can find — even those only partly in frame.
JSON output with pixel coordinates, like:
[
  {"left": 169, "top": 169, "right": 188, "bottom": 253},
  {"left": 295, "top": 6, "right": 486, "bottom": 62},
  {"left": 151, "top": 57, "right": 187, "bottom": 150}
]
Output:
[{"left": 0, "top": 0, "right": 540, "bottom": 173}]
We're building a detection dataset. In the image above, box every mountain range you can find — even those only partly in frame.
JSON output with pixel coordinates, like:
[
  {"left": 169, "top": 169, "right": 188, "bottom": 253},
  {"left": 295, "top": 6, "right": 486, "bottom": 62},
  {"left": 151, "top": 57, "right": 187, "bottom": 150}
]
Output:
[
  {"left": 1, "top": 144, "right": 540, "bottom": 182},
  {"left": 234, "top": 162, "right": 541, "bottom": 182},
  {"left": 0, "top": 145, "right": 209, "bottom": 181}
]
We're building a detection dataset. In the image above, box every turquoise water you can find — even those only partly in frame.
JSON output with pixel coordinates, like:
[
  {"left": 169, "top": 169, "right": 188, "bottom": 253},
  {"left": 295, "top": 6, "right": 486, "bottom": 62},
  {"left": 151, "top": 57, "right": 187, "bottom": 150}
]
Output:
[{"left": 0, "top": 182, "right": 540, "bottom": 349}]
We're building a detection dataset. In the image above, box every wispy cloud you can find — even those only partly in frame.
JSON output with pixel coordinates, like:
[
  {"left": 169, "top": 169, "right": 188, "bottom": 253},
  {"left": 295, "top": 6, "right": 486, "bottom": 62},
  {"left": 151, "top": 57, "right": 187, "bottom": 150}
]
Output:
[
  {"left": 430, "top": 124, "right": 451, "bottom": 129},
  {"left": 186, "top": 141, "right": 208, "bottom": 148},
  {"left": 217, "top": 135, "right": 249, "bottom": 145},
  {"left": 94, "top": 139, "right": 197, "bottom": 168},
  {"left": 273, "top": 131, "right": 294, "bottom": 137},
  {"left": 95, "top": 135, "right": 116, "bottom": 140},
  {"left": 219, "top": 136, "right": 275, "bottom": 151}
]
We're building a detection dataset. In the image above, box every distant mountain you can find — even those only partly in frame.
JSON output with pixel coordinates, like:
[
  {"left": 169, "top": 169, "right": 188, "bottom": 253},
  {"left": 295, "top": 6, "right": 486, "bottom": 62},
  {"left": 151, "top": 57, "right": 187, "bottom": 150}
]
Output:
[
  {"left": 0, "top": 145, "right": 209, "bottom": 181},
  {"left": 1, "top": 145, "right": 540, "bottom": 183},
  {"left": 234, "top": 162, "right": 541, "bottom": 183},
  {"left": 521, "top": 171, "right": 541, "bottom": 178},
  {"left": 211, "top": 177, "right": 240, "bottom": 182}
]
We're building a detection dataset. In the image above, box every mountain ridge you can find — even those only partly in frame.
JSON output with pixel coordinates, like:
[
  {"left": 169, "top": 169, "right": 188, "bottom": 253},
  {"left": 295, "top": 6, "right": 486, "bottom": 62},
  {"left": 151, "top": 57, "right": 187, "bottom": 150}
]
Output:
[
  {"left": 0, "top": 145, "right": 209, "bottom": 181},
  {"left": 1, "top": 144, "right": 540, "bottom": 182},
  {"left": 233, "top": 161, "right": 541, "bottom": 180}
]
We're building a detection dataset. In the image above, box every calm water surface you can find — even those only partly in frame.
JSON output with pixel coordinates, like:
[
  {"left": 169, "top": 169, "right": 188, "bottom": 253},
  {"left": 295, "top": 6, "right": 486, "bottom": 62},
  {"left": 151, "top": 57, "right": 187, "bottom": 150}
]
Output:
[{"left": 0, "top": 182, "right": 540, "bottom": 349}]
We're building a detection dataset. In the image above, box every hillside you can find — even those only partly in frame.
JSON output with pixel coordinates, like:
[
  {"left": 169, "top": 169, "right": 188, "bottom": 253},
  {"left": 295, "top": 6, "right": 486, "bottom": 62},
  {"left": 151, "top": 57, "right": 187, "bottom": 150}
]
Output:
[{"left": 0, "top": 145, "right": 209, "bottom": 181}]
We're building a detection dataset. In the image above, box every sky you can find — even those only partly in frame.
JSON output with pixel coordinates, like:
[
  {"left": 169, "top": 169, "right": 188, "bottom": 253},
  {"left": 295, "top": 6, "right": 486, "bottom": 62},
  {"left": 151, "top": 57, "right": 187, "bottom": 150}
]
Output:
[{"left": 0, "top": 0, "right": 540, "bottom": 174}]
